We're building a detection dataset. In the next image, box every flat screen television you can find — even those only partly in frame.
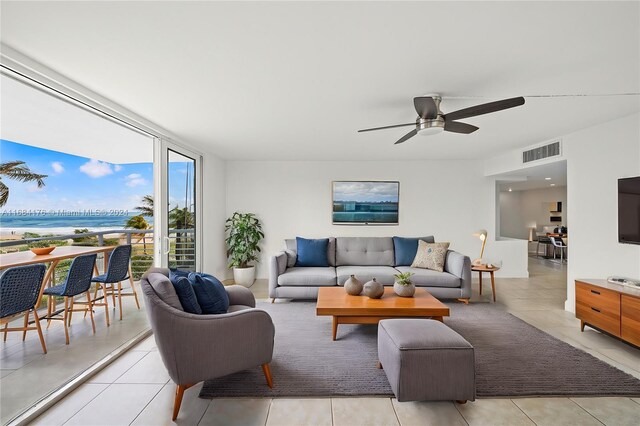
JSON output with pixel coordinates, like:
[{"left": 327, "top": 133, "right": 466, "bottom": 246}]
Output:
[
  {"left": 618, "top": 176, "right": 640, "bottom": 245},
  {"left": 332, "top": 181, "right": 399, "bottom": 225}
]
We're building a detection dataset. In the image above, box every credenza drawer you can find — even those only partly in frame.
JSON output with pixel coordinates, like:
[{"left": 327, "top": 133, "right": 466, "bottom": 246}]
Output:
[
  {"left": 621, "top": 294, "right": 640, "bottom": 347},
  {"left": 576, "top": 301, "right": 621, "bottom": 336},
  {"left": 576, "top": 281, "right": 620, "bottom": 316}
]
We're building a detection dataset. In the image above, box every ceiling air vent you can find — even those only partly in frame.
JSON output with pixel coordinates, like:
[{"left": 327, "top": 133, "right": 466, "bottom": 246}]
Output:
[{"left": 522, "top": 140, "right": 561, "bottom": 163}]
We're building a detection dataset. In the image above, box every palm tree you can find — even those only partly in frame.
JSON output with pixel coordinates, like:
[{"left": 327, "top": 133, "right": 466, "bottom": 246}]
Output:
[
  {"left": 169, "top": 206, "right": 195, "bottom": 267},
  {"left": 125, "top": 214, "right": 150, "bottom": 254},
  {"left": 136, "top": 195, "right": 154, "bottom": 217},
  {"left": 0, "top": 161, "right": 47, "bottom": 207}
]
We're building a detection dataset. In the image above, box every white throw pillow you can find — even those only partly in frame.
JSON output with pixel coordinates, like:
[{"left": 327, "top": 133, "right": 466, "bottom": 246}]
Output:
[{"left": 411, "top": 241, "right": 450, "bottom": 272}]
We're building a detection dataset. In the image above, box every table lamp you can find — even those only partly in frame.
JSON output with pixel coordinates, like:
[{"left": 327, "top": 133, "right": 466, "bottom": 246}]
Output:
[{"left": 472, "top": 229, "right": 488, "bottom": 266}]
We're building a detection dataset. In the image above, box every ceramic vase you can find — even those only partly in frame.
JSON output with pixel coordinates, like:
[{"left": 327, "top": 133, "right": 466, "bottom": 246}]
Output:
[
  {"left": 363, "top": 278, "right": 384, "bottom": 299},
  {"left": 344, "top": 275, "right": 364, "bottom": 295},
  {"left": 394, "top": 282, "right": 416, "bottom": 297},
  {"left": 233, "top": 266, "right": 256, "bottom": 287}
]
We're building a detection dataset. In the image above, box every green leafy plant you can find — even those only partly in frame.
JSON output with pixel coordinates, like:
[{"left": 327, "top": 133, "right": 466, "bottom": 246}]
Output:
[
  {"left": 393, "top": 271, "right": 414, "bottom": 285},
  {"left": 225, "top": 212, "right": 264, "bottom": 269},
  {"left": 125, "top": 214, "right": 150, "bottom": 254}
]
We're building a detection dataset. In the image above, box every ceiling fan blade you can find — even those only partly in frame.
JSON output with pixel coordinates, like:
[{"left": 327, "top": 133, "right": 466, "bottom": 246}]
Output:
[
  {"left": 394, "top": 129, "right": 418, "bottom": 144},
  {"left": 444, "top": 121, "right": 479, "bottom": 134},
  {"left": 444, "top": 96, "right": 525, "bottom": 121},
  {"left": 358, "top": 122, "right": 415, "bottom": 133},
  {"left": 413, "top": 96, "right": 438, "bottom": 119}
]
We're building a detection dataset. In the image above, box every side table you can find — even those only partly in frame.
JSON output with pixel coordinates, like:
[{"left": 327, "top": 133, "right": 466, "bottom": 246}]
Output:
[{"left": 471, "top": 265, "right": 500, "bottom": 302}]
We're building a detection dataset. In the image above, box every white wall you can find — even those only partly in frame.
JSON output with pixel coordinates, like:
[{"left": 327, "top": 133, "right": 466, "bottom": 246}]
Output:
[
  {"left": 225, "top": 160, "right": 529, "bottom": 279},
  {"left": 201, "top": 152, "right": 228, "bottom": 278},
  {"left": 564, "top": 113, "right": 640, "bottom": 311},
  {"left": 486, "top": 113, "right": 640, "bottom": 312},
  {"left": 499, "top": 191, "right": 524, "bottom": 239},
  {"left": 499, "top": 186, "right": 567, "bottom": 240}
]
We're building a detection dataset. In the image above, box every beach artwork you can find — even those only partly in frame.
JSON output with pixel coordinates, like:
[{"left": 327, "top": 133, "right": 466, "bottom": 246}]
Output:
[{"left": 332, "top": 181, "right": 399, "bottom": 225}]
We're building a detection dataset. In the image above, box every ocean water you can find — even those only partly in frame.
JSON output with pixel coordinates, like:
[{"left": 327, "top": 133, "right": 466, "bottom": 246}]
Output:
[{"left": 0, "top": 213, "right": 154, "bottom": 235}]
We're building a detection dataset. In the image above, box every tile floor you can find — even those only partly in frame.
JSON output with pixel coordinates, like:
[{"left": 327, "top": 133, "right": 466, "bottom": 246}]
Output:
[
  {"left": 0, "top": 283, "right": 150, "bottom": 425},
  {"left": 28, "top": 258, "right": 640, "bottom": 425}
]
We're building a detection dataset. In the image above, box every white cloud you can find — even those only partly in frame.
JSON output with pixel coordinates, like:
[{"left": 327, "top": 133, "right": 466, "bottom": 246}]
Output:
[
  {"left": 125, "top": 173, "right": 148, "bottom": 187},
  {"left": 79, "top": 159, "right": 114, "bottom": 178},
  {"left": 27, "top": 184, "right": 44, "bottom": 193},
  {"left": 51, "top": 161, "right": 65, "bottom": 174},
  {"left": 114, "top": 164, "right": 122, "bottom": 172}
]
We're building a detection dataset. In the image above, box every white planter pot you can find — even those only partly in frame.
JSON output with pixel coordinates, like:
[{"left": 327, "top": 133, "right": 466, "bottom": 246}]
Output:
[{"left": 233, "top": 266, "right": 256, "bottom": 287}]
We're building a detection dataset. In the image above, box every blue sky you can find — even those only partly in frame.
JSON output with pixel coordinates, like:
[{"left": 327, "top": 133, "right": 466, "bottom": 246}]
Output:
[{"left": 0, "top": 140, "right": 191, "bottom": 213}]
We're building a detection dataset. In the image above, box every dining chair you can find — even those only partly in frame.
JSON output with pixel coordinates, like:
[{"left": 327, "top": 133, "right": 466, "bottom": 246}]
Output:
[
  {"left": 536, "top": 235, "right": 552, "bottom": 257},
  {"left": 0, "top": 264, "right": 47, "bottom": 353},
  {"left": 550, "top": 237, "right": 568, "bottom": 262},
  {"left": 91, "top": 245, "right": 140, "bottom": 321},
  {"left": 44, "top": 254, "right": 97, "bottom": 345}
]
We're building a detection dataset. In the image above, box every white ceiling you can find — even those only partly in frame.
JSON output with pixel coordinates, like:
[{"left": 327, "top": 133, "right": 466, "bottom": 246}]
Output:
[
  {"left": 1, "top": 1, "right": 638, "bottom": 161},
  {"left": 496, "top": 160, "right": 567, "bottom": 191},
  {"left": 0, "top": 74, "right": 153, "bottom": 164}
]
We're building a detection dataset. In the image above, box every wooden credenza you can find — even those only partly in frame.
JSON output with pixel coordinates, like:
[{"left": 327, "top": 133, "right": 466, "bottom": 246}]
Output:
[{"left": 575, "top": 279, "right": 640, "bottom": 347}]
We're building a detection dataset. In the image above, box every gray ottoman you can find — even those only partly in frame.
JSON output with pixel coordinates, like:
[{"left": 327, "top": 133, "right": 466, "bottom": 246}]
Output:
[{"left": 378, "top": 318, "right": 475, "bottom": 402}]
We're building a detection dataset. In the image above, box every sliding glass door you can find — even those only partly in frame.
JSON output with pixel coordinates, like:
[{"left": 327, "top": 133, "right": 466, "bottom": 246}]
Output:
[{"left": 156, "top": 140, "right": 202, "bottom": 271}]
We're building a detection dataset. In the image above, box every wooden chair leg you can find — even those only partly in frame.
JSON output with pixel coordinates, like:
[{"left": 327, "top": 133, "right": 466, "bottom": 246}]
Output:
[
  {"left": 3, "top": 323, "right": 7, "bottom": 342},
  {"left": 173, "top": 384, "right": 194, "bottom": 421},
  {"left": 63, "top": 297, "right": 70, "bottom": 345},
  {"left": 118, "top": 282, "right": 123, "bottom": 320},
  {"left": 262, "top": 363, "right": 274, "bottom": 388},
  {"left": 87, "top": 291, "right": 96, "bottom": 334},
  {"left": 102, "top": 284, "right": 110, "bottom": 327},
  {"left": 129, "top": 266, "right": 140, "bottom": 310},
  {"left": 47, "top": 296, "right": 53, "bottom": 329},
  {"left": 111, "top": 283, "right": 117, "bottom": 307},
  {"left": 68, "top": 297, "right": 74, "bottom": 326},
  {"left": 22, "top": 312, "right": 29, "bottom": 341},
  {"left": 32, "top": 309, "right": 47, "bottom": 354}
]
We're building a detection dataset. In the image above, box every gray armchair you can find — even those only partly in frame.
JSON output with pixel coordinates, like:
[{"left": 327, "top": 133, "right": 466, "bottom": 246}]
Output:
[{"left": 140, "top": 268, "right": 275, "bottom": 421}]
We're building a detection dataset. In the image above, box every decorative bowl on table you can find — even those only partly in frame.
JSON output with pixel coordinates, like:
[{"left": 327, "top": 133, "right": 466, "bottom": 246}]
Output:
[
  {"left": 29, "top": 241, "right": 57, "bottom": 255},
  {"left": 30, "top": 246, "right": 55, "bottom": 255}
]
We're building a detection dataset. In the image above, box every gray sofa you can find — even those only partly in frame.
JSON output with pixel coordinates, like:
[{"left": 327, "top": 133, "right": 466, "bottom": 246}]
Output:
[{"left": 269, "top": 237, "right": 471, "bottom": 302}]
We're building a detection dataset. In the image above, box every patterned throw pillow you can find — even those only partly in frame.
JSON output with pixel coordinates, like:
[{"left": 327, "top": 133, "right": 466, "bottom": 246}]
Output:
[{"left": 411, "top": 241, "right": 450, "bottom": 272}]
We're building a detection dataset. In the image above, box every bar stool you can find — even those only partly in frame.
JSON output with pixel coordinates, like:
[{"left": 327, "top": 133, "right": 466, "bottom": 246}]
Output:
[
  {"left": 91, "top": 245, "right": 140, "bottom": 322},
  {"left": 0, "top": 264, "right": 47, "bottom": 353},
  {"left": 44, "top": 254, "right": 97, "bottom": 345}
]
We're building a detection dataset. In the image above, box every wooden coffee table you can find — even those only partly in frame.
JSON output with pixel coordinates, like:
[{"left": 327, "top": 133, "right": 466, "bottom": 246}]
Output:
[{"left": 316, "top": 287, "right": 450, "bottom": 340}]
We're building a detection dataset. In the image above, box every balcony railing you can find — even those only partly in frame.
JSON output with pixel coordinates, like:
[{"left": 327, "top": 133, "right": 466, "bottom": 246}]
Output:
[{"left": 0, "top": 228, "right": 196, "bottom": 280}]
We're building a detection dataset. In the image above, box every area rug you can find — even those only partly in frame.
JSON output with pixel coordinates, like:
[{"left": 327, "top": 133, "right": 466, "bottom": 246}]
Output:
[{"left": 200, "top": 301, "right": 640, "bottom": 398}]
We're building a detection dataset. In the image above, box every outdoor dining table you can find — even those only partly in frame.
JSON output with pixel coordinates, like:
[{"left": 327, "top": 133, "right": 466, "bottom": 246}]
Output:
[{"left": 0, "top": 246, "right": 117, "bottom": 307}]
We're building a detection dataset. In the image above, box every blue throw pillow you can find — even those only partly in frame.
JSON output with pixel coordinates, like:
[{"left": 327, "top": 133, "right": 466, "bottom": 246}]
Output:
[
  {"left": 295, "top": 237, "right": 329, "bottom": 267},
  {"left": 171, "top": 276, "right": 202, "bottom": 314},
  {"left": 393, "top": 236, "right": 434, "bottom": 266},
  {"left": 189, "top": 273, "right": 230, "bottom": 315}
]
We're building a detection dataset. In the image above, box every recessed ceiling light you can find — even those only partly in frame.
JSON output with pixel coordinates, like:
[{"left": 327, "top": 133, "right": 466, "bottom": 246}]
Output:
[
  {"left": 508, "top": 188, "right": 513, "bottom": 192},
  {"left": 545, "top": 177, "right": 552, "bottom": 180},
  {"left": 550, "top": 183, "right": 556, "bottom": 186}
]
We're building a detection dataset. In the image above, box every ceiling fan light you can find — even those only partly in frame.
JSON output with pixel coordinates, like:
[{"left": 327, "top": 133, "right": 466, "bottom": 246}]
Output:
[{"left": 419, "top": 126, "right": 444, "bottom": 136}]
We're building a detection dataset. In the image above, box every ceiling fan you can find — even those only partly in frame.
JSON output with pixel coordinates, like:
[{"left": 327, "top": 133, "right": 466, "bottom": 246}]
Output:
[{"left": 357, "top": 95, "right": 525, "bottom": 144}]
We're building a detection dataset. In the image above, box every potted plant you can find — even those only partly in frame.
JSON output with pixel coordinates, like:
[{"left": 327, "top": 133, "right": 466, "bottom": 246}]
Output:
[
  {"left": 225, "top": 212, "right": 264, "bottom": 287},
  {"left": 28, "top": 240, "right": 56, "bottom": 255},
  {"left": 393, "top": 271, "right": 415, "bottom": 297}
]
